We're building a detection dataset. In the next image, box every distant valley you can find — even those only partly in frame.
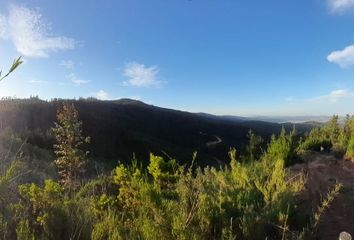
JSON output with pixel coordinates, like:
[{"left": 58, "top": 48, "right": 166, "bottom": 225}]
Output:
[{"left": 0, "top": 97, "right": 317, "bottom": 167}]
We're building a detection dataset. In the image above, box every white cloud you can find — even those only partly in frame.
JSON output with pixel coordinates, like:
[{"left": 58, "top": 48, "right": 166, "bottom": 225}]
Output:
[
  {"left": 330, "top": 89, "right": 349, "bottom": 97},
  {"left": 0, "top": 15, "right": 7, "bottom": 39},
  {"left": 328, "top": 89, "right": 352, "bottom": 102},
  {"left": 285, "top": 97, "right": 295, "bottom": 102},
  {"left": 91, "top": 91, "right": 141, "bottom": 101},
  {"left": 308, "top": 88, "right": 354, "bottom": 103},
  {"left": 329, "top": 0, "right": 354, "bottom": 12},
  {"left": 128, "top": 96, "right": 141, "bottom": 100},
  {"left": 67, "top": 73, "right": 89, "bottom": 86},
  {"left": 0, "top": 5, "right": 76, "bottom": 58},
  {"left": 123, "top": 62, "right": 162, "bottom": 87},
  {"left": 95, "top": 90, "right": 110, "bottom": 100},
  {"left": 327, "top": 44, "right": 354, "bottom": 68},
  {"left": 60, "top": 60, "right": 74, "bottom": 69}
]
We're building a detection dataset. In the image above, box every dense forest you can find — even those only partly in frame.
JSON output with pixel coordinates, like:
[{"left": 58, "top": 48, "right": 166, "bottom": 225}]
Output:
[
  {"left": 0, "top": 96, "right": 315, "bottom": 168},
  {"left": 0, "top": 98, "right": 352, "bottom": 239}
]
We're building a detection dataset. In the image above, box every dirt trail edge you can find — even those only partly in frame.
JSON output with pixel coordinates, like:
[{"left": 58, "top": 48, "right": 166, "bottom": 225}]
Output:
[
  {"left": 206, "top": 135, "right": 222, "bottom": 148},
  {"left": 290, "top": 153, "right": 354, "bottom": 239}
]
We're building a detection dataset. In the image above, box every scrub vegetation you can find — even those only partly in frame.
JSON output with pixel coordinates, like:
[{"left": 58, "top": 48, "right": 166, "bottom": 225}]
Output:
[{"left": 0, "top": 60, "right": 350, "bottom": 239}]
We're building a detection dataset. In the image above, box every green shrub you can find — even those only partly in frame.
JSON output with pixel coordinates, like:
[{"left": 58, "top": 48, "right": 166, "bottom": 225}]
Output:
[
  {"left": 91, "top": 210, "right": 122, "bottom": 240},
  {"left": 263, "top": 127, "right": 298, "bottom": 166},
  {"left": 299, "top": 128, "right": 332, "bottom": 152},
  {"left": 345, "top": 134, "right": 354, "bottom": 159}
]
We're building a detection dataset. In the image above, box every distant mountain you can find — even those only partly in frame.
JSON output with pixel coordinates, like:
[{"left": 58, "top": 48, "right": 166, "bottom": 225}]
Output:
[
  {"left": 0, "top": 98, "right": 315, "bottom": 166},
  {"left": 247, "top": 116, "right": 332, "bottom": 124},
  {"left": 197, "top": 113, "right": 332, "bottom": 124},
  {"left": 196, "top": 113, "right": 248, "bottom": 122}
]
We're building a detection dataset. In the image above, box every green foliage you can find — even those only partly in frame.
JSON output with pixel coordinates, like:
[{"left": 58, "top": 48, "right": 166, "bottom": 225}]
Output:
[
  {"left": 299, "top": 116, "right": 344, "bottom": 154},
  {"left": 0, "top": 215, "right": 9, "bottom": 240},
  {"left": 228, "top": 149, "right": 304, "bottom": 239},
  {"left": 52, "top": 102, "right": 90, "bottom": 191},
  {"left": 341, "top": 115, "right": 354, "bottom": 159},
  {"left": 106, "top": 150, "right": 304, "bottom": 239},
  {"left": 148, "top": 153, "right": 180, "bottom": 198},
  {"left": 15, "top": 179, "right": 96, "bottom": 240},
  {"left": 0, "top": 161, "right": 23, "bottom": 240},
  {"left": 263, "top": 127, "right": 298, "bottom": 166},
  {"left": 323, "top": 115, "right": 341, "bottom": 145},
  {"left": 15, "top": 220, "right": 34, "bottom": 240},
  {"left": 0, "top": 132, "right": 309, "bottom": 240},
  {"left": 345, "top": 134, "right": 354, "bottom": 159},
  {"left": 298, "top": 115, "right": 354, "bottom": 160},
  {"left": 16, "top": 180, "right": 66, "bottom": 239},
  {"left": 245, "top": 130, "right": 264, "bottom": 162},
  {"left": 0, "top": 57, "right": 23, "bottom": 81},
  {"left": 310, "top": 183, "right": 342, "bottom": 236},
  {"left": 91, "top": 210, "right": 122, "bottom": 240},
  {"left": 0, "top": 161, "right": 22, "bottom": 201},
  {"left": 299, "top": 127, "right": 332, "bottom": 152}
]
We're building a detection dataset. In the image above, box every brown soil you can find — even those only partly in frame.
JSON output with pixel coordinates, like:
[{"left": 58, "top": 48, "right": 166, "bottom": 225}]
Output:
[{"left": 290, "top": 153, "right": 354, "bottom": 239}]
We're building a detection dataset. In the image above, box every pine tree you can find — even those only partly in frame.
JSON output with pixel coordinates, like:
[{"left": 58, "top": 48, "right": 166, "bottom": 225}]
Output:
[
  {"left": 246, "top": 130, "right": 263, "bottom": 161},
  {"left": 323, "top": 115, "right": 341, "bottom": 146},
  {"left": 52, "top": 102, "right": 90, "bottom": 191}
]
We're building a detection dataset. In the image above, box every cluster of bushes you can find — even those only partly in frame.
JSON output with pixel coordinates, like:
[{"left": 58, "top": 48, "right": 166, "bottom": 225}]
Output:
[
  {"left": 0, "top": 103, "right": 348, "bottom": 240},
  {"left": 299, "top": 115, "right": 354, "bottom": 159},
  {"left": 1, "top": 153, "right": 306, "bottom": 240}
]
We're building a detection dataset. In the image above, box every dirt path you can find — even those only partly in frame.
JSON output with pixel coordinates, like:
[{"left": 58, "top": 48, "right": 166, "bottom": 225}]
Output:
[
  {"left": 205, "top": 135, "right": 222, "bottom": 148},
  {"left": 291, "top": 154, "right": 354, "bottom": 239},
  {"left": 199, "top": 133, "right": 223, "bottom": 165}
]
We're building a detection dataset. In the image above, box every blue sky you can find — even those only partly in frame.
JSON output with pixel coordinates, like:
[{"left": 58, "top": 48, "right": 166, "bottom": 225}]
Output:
[{"left": 1, "top": 0, "right": 354, "bottom": 116}]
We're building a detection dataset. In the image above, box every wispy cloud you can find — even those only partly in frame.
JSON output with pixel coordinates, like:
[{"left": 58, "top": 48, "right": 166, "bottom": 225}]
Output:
[
  {"left": 327, "top": 44, "right": 354, "bottom": 68},
  {"left": 0, "top": 15, "right": 7, "bottom": 39},
  {"left": 307, "top": 89, "right": 354, "bottom": 103},
  {"left": 328, "top": 0, "right": 354, "bottom": 12},
  {"left": 60, "top": 60, "right": 75, "bottom": 70},
  {"left": 0, "top": 5, "right": 76, "bottom": 58},
  {"left": 94, "top": 90, "right": 110, "bottom": 100},
  {"left": 262, "top": 89, "right": 354, "bottom": 115},
  {"left": 67, "top": 73, "right": 89, "bottom": 86},
  {"left": 128, "top": 96, "right": 141, "bottom": 100},
  {"left": 123, "top": 62, "right": 163, "bottom": 88},
  {"left": 28, "top": 80, "right": 48, "bottom": 84},
  {"left": 285, "top": 97, "right": 295, "bottom": 102},
  {"left": 91, "top": 91, "right": 141, "bottom": 101}
]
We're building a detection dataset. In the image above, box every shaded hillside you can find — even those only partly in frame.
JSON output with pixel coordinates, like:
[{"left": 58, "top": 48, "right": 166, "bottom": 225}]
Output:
[{"left": 0, "top": 97, "right": 314, "bottom": 166}]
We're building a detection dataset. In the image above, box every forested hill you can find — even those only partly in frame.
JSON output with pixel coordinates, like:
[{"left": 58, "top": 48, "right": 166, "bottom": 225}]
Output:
[{"left": 0, "top": 97, "right": 314, "bottom": 166}]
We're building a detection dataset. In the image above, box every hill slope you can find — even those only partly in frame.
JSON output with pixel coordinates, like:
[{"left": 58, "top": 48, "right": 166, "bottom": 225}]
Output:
[{"left": 0, "top": 97, "right": 314, "bottom": 166}]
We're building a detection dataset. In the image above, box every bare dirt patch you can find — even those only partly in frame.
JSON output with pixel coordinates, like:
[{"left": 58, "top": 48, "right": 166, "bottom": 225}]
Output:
[{"left": 290, "top": 153, "right": 354, "bottom": 239}]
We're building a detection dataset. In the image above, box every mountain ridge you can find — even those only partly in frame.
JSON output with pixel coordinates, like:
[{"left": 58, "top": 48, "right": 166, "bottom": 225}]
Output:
[{"left": 0, "top": 97, "right": 315, "bottom": 166}]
